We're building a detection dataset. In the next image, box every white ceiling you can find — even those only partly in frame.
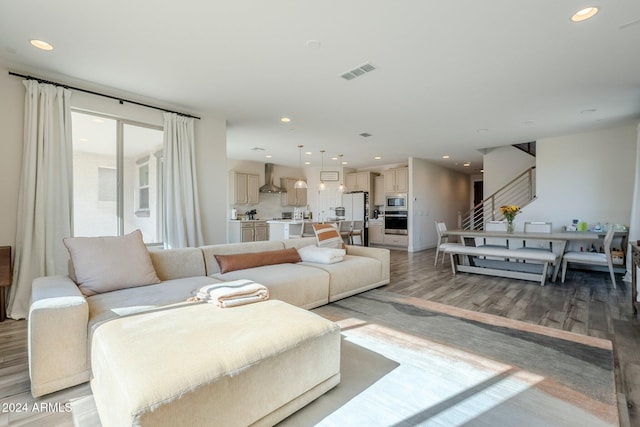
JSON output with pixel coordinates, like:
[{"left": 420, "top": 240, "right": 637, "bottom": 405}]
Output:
[{"left": 1, "top": 1, "right": 640, "bottom": 174}]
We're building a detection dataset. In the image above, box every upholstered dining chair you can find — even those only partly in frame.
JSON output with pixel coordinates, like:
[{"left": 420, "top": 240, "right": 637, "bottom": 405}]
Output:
[
  {"left": 338, "top": 221, "right": 353, "bottom": 245},
  {"left": 521, "top": 221, "right": 553, "bottom": 251},
  {"left": 561, "top": 227, "right": 618, "bottom": 288},
  {"left": 302, "top": 222, "right": 316, "bottom": 238},
  {"left": 350, "top": 220, "right": 365, "bottom": 246},
  {"left": 480, "top": 221, "right": 509, "bottom": 249},
  {"left": 434, "top": 221, "right": 458, "bottom": 267}
]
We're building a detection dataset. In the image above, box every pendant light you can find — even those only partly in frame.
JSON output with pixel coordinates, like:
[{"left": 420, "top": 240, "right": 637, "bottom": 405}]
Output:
[
  {"left": 318, "top": 149, "right": 326, "bottom": 191},
  {"left": 337, "top": 154, "right": 345, "bottom": 193},
  {"left": 294, "top": 145, "right": 308, "bottom": 189}
]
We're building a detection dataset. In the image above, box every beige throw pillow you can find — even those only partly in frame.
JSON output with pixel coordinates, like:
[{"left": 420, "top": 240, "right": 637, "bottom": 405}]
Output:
[{"left": 63, "top": 229, "right": 161, "bottom": 296}]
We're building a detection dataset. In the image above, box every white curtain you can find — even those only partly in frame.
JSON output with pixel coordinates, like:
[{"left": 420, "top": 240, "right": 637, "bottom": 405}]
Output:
[
  {"left": 163, "top": 113, "right": 204, "bottom": 248},
  {"left": 624, "top": 122, "right": 640, "bottom": 282},
  {"left": 7, "top": 81, "right": 73, "bottom": 319}
]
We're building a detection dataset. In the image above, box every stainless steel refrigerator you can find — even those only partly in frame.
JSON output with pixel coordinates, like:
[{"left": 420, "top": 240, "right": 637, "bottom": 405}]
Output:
[{"left": 342, "top": 192, "right": 369, "bottom": 246}]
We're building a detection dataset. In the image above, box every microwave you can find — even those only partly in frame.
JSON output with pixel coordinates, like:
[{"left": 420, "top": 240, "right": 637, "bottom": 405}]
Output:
[{"left": 385, "top": 194, "right": 407, "bottom": 210}]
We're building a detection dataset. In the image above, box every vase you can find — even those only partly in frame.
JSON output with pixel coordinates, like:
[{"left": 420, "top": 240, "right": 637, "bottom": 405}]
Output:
[{"left": 507, "top": 220, "right": 514, "bottom": 233}]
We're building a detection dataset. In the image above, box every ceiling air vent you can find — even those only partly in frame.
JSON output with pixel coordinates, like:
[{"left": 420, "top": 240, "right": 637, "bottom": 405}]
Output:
[
  {"left": 359, "top": 132, "right": 372, "bottom": 138},
  {"left": 340, "top": 63, "right": 377, "bottom": 81}
]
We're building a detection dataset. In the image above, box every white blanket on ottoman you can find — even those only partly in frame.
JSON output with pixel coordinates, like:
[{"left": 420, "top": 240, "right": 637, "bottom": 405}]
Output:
[{"left": 196, "top": 280, "right": 269, "bottom": 307}]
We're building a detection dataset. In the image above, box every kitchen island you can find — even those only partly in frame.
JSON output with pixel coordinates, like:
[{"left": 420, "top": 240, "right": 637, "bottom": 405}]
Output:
[{"left": 267, "top": 220, "right": 305, "bottom": 240}]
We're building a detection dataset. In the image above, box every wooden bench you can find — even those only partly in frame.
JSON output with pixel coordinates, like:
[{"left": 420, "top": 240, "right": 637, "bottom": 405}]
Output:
[{"left": 443, "top": 244, "right": 559, "bottom": 286}]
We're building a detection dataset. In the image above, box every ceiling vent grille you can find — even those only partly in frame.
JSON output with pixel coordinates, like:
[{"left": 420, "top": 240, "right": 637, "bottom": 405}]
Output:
[
  {"left": 359, "top": 132, "right": 372, "bottom": 138},
  {"left": 341, "top": 63, "right": 376, "bottom": 81}
]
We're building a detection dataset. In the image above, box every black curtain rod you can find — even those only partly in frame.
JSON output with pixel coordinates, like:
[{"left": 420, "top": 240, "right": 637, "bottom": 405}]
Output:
[{"left": 8, "top": 71, "right": 201, "bottom": 120}]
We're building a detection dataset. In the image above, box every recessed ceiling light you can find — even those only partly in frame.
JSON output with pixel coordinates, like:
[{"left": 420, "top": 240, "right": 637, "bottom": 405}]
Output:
[
  {"left": 342, "top": 161, "right": 348, "bottom": 165},
  {"left": 265, "top": 155, "right": 272, "bottom": 158},
  {"left": 463, "top": 162, "right": 471, "bottom": 167},
  {"left": 304, "top": 161, "right": 311, "bottom": 165},
  {"left": 480, "top": 169, "right": 485, "bottom": 173},
  {"left": 30, "top": 39, "right": 53, "bottom": 51},
  {"left": 442, "top": 155, "right": 450, "bottom": 159},
  {"left": 572, "top": 7, "right": 599, "bottom": 22},
  {"left": 374, "top": 156, "right": 381, "bottom": 160},
  {"left": 280, "top": 117, "right": 291, "bottom": 123},
  {"left": 331, "top": 157, "right": 338, "bottom": 161},
  {"left": 305, "top": 151, "right": 312, "bottom": 155}
]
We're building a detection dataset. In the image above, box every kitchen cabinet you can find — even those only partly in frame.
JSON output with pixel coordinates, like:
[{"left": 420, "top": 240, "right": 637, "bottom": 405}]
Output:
[
  {"left": 230, "top": 171, "right": 259, "bottom": 205},
  {"left": 383, "top": 233, "right": 408, "bottom": 247},
  {"left": 280, "top": 177, "right": 307, "bottom": 207},
  {"left": 368, "top": 223, "right": 384, "bottom": 244},
  {"left": 374, "top": 176, "right": 385, "bottom": 206},
  {"left": 228, "top": 221, "right": 268, "bottom": 243},
  {"left": 383, "top": 167, "right": 408, "bottom": 193},
  {"left": 345, "top": 171, "right": 376, "bottom": 193}
]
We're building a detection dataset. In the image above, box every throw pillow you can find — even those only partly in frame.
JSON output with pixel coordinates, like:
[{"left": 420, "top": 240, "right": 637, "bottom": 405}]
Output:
[
  {"left": 63, "top": 229, "right": 161, "bottom": 296},
  {"left": 298, "top": 245, "right": 346, "bottom": 264},
  {"left": 312, "top": 223, "right": 344, "bottom": 249},
  {"left": 215, "top": 248, "right": 302, "bottom": 274}
]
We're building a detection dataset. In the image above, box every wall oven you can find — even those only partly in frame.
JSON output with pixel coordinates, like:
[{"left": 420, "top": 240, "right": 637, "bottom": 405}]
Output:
[
  {"left": 385, "top": 210, "right": 408, "bottom": 235},
  {"left": 385, "top": 194, "right": 407, "bottom": 210}
]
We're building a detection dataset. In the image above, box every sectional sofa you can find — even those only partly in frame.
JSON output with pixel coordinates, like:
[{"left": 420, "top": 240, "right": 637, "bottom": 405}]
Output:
[{"left": 28, "top": 235, "right": 390, "bottom": 424}]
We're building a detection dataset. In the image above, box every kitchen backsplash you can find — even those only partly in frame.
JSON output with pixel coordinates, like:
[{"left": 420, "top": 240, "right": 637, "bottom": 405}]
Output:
[{"left": 231, "top": 193, "right": 293, "bottom": 220}]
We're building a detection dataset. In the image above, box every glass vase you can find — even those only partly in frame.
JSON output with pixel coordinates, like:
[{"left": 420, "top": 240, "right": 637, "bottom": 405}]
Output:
[{"left": 507, "top": 220, "right": 515, "bottom": 233}]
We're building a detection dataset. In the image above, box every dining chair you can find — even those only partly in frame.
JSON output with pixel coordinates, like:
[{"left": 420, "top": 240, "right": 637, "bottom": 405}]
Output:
[
  {"left": 480, "top": 221, "right": 509, "bottom": 249},
  {"left": 302, "top": 222, "right": 316, "bottom": 238},
  {"left": 434, "top": 221, "right": 459, "bottom": 267},
  {"left": 520, "top": 221, "right": 553, "bottom": 252},
  {"left": 350, "top": 220, "right": 365, "bottom": 246},
  {"left": 338, "top": 221, "right": 353, "bottom": 245},
  {"left": 561, "top": 227, "right": 618, "bottom": 288}
]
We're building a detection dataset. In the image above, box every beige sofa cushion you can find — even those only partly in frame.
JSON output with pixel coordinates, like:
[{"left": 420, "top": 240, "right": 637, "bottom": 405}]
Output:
[
  {"left": 87, "top": 276, "right": 222, "bottom": 335},
  {"left": 149, "top": 247, "right": 206, "bottom": 280},
  {"left": 301, "top": 254, "right": 384, "bottom": 302},
  {"left": 63, "top": 230, "right": 160, "bottom": 296},
  {"left": 211, "top": 264, "right": 329, "bottom": 310}
]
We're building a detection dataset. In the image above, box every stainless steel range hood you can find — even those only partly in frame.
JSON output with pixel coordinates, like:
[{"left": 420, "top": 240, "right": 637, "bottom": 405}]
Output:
[{"left": 259, "top": 163, "right": 286, "bottom": 193}]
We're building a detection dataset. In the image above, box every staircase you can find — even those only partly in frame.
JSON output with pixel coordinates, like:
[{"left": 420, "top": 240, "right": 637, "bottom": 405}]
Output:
[{"left": 459, "top": 166, "right": 537, "bottom": 230}]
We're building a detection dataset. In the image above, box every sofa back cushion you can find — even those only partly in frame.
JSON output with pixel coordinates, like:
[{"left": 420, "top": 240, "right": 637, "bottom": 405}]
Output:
[
  {"left": 149, "top": 247, "right": 206, "bottom": 280},
  {"left": 201, "top": 240, "right": 286, "bottom": 275},
  {"left": 63, "top": 229, "right": 161, "bottom": 296},
  {"left": 215, "top": 248, "right": 302, "bottom": 274}
]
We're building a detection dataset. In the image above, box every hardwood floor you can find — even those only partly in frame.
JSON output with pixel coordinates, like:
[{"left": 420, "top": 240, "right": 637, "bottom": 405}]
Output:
[{"left": 1, "top": 247, "right": 639, "bottom": 425}]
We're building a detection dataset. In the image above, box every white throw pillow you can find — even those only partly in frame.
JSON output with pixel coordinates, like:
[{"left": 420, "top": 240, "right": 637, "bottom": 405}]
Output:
[
  {"left": 298, "top": 245, "right": 346, "bottom": 264},
  {"left": 63, "top": 229, "right": 160, "bottom": 296}
]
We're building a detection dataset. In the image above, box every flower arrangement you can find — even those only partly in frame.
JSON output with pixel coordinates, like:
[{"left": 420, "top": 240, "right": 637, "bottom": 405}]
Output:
[
  {"left": 500, "top": 205, "right": 521, "bottom": 232},
  {"left": 500, "top": 205, "right": 521, "bottom": 223}
]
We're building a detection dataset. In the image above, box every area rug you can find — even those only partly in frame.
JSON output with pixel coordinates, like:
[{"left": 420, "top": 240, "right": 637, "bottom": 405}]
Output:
[{"left": 279, "top": 289, "right": 618, "bottom": 427}]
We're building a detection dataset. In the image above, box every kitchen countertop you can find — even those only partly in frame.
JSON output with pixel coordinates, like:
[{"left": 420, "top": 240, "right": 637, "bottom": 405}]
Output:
[{"left": 229, "top": 219, "right": 267, "bottom": 223}]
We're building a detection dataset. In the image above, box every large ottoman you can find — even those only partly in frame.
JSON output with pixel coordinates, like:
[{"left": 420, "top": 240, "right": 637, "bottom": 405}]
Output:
[{"left": 90, "top": 300, "right": 341, "bottom": 427}]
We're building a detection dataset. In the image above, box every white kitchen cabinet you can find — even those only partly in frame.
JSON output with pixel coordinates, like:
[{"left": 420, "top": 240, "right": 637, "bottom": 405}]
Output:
[
  {"left": 383, "top": 233, "right": 408, "bottom": 247},
  {"left": 280, "top": 177, "right": 307, "bottom": 207},
  {"left": 345, "top": 171, "right": 376, "bottom": 193},
  {"left": 369, "top": 223, "right": 384, "bottom": 244},
  {"left": 383, "top": 167, "right": 408, "bottom": 193},
  {"left": 374, "top": 176, "right": 385, "bottom": 206},
  {"left": 231, "top": 171, "right": 260, "bottom": 204}
]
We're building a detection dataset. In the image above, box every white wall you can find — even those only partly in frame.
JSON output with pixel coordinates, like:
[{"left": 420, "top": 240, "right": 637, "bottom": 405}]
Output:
[
  {"left": 483, "top": 145, "right": 536, "bottom": 196},
  {"left": 517, "top": 123, "right": 637, "bottom": 231},
  {"left": 409, "top": 157, "right": 470, "bottom": 252},
  {"left": 0, "top": 64, "right": 227, "bottom": 247}
]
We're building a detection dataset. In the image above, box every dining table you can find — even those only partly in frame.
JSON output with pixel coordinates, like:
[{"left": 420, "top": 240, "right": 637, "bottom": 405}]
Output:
[{"left": 442, "top": 229, "right": 604, "bottom": 281}]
